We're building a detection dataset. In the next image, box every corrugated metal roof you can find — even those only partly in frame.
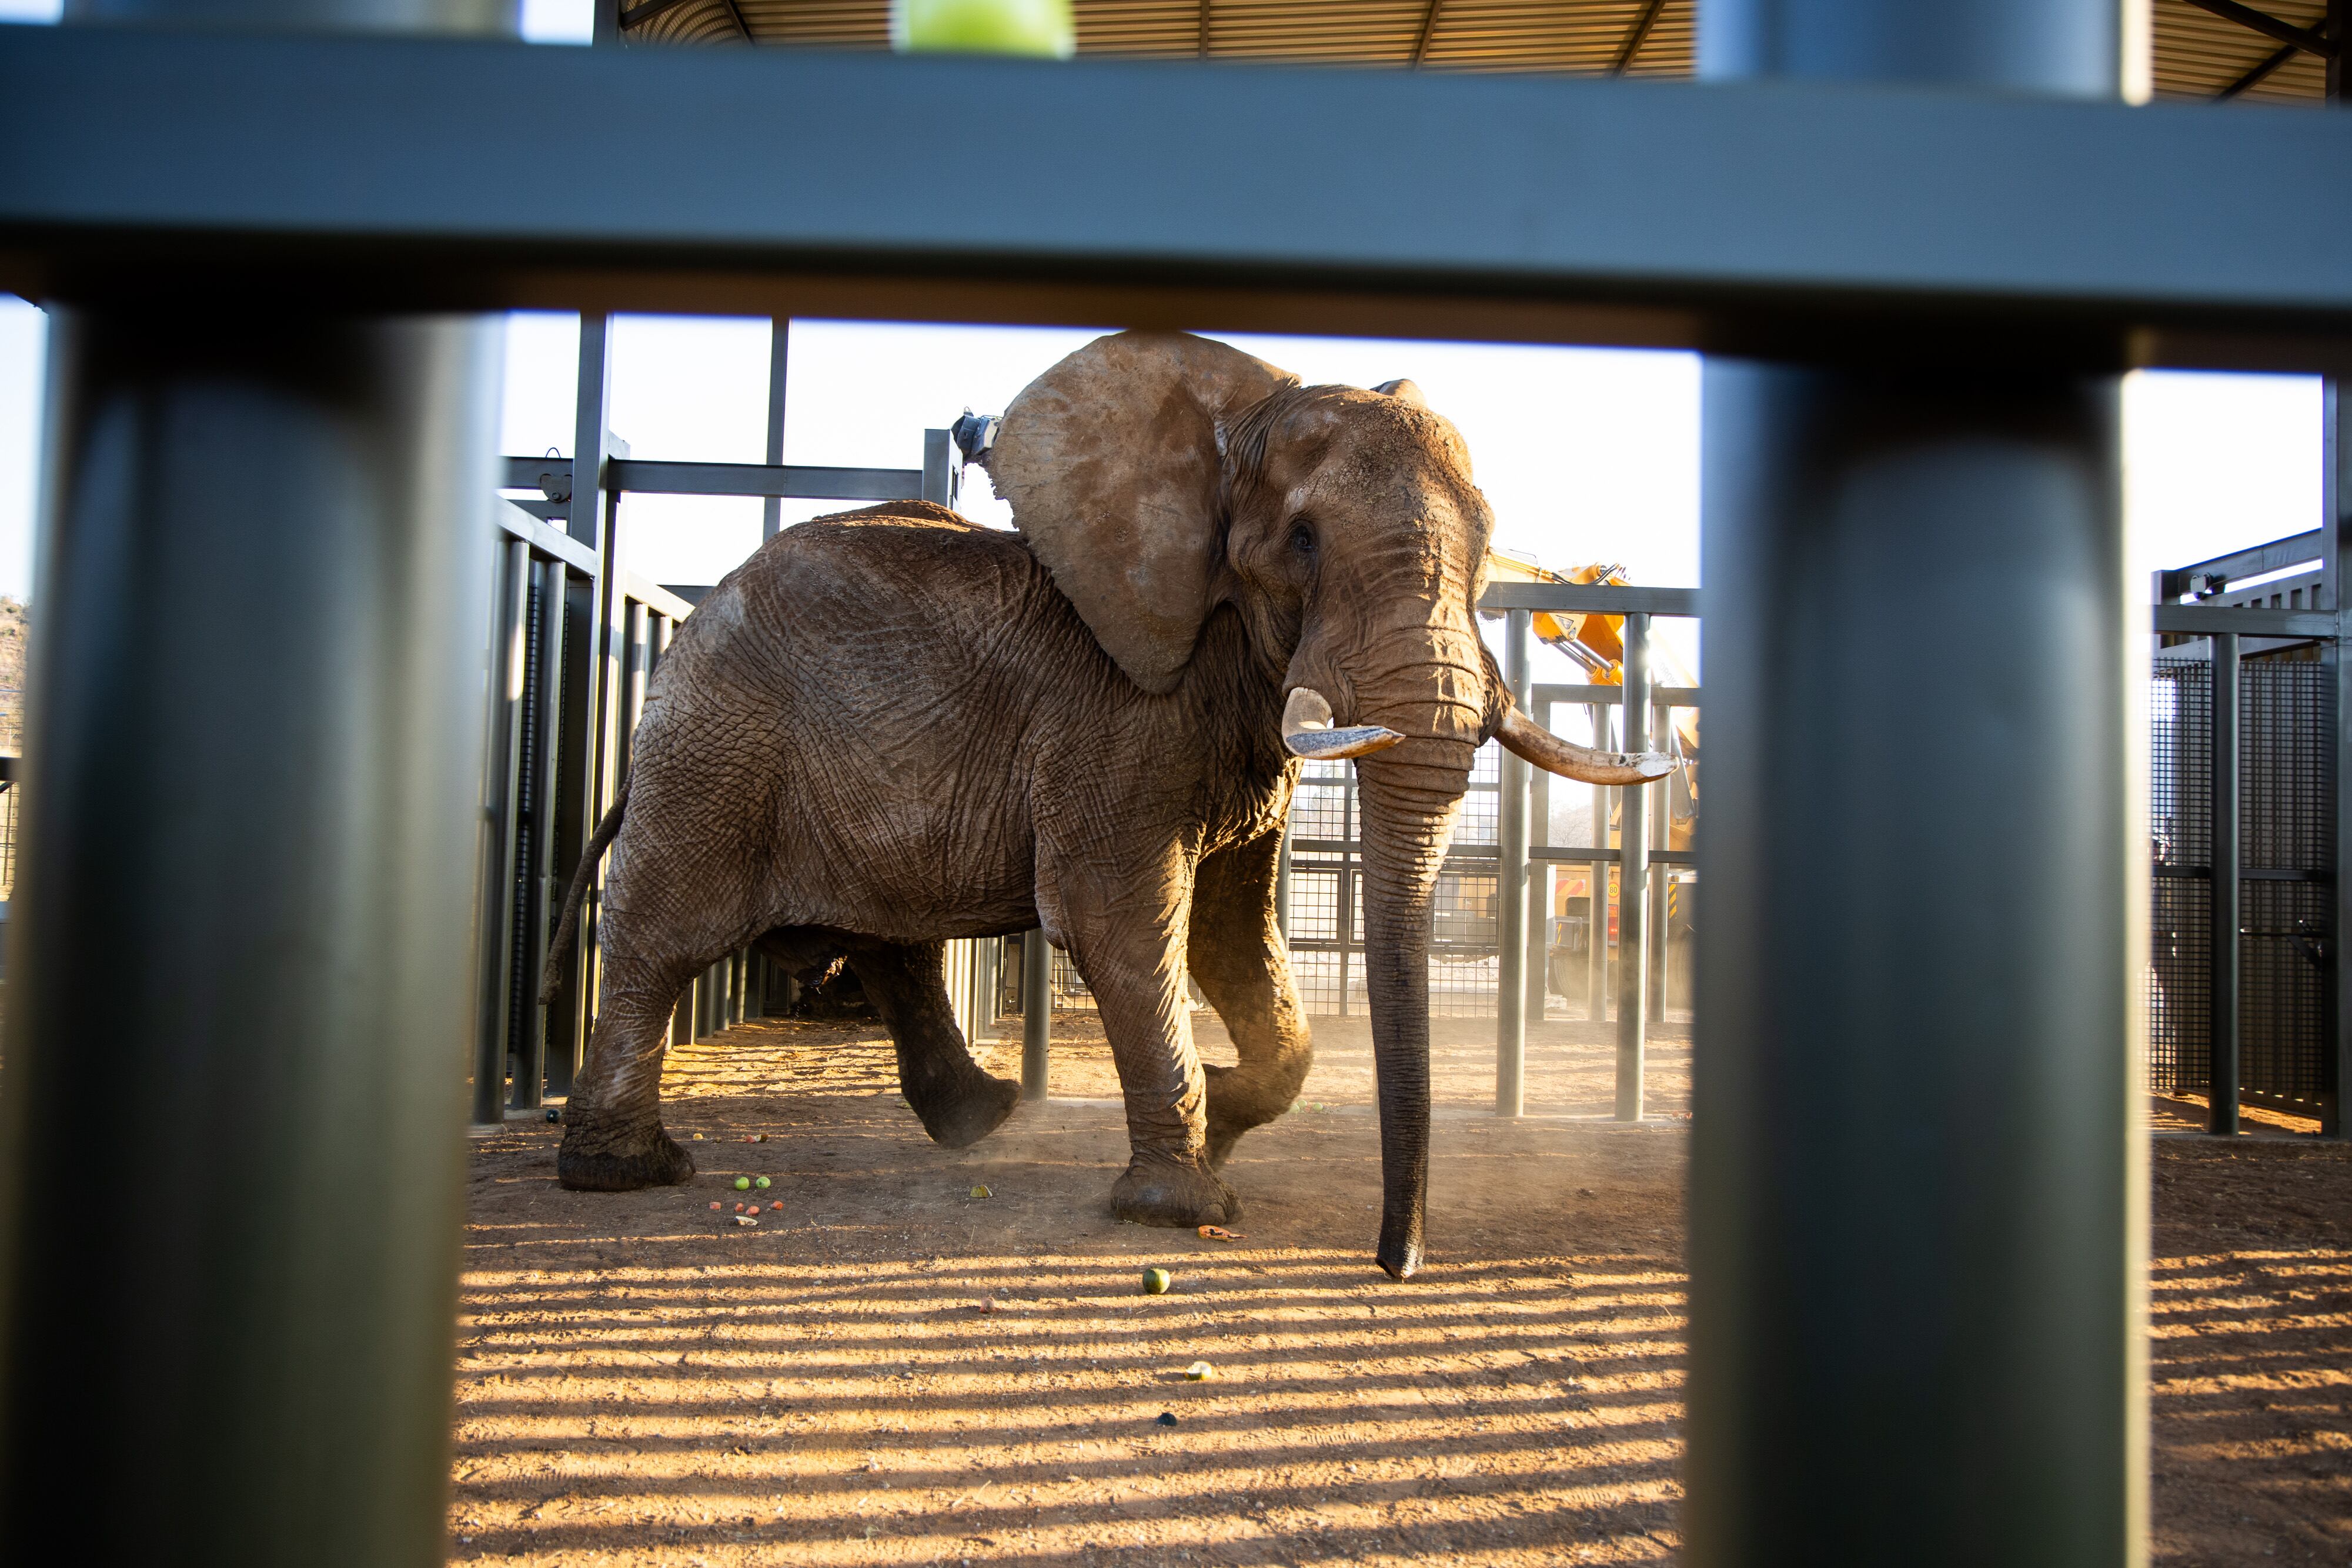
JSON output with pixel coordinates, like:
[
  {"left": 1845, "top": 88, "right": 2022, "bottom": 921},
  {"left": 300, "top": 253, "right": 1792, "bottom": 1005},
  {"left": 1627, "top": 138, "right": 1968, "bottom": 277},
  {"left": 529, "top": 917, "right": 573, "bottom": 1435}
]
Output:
[{"left": 628, "top": 1, "right": 2326, "bottom": 106}]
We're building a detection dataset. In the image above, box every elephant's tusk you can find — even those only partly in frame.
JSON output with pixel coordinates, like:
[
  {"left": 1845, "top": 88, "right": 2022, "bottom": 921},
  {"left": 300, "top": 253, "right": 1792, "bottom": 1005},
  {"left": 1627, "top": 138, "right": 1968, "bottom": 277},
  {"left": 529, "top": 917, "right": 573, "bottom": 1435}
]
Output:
[
  {"left": 1282, "top": 686, "right": 1405, "bottom": 761},
  {"left": 1496, "top": 707, "right": 1675, "bottom": 786}
]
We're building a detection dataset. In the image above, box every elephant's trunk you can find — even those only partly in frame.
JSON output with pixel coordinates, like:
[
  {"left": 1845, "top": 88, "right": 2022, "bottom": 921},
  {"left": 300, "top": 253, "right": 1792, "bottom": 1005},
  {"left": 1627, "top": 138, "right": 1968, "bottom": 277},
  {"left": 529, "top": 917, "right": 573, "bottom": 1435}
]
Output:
[{"left": 1352, "top": 741, "right": 1473, "bottom": 1280}]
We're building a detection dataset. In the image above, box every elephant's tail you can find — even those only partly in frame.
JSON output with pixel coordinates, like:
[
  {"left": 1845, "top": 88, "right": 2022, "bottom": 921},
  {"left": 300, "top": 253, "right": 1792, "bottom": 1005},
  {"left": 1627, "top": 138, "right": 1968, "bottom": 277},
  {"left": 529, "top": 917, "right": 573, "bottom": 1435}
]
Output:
[{"left": 539, "top": 777, "right": 632, "bottom": 1005}]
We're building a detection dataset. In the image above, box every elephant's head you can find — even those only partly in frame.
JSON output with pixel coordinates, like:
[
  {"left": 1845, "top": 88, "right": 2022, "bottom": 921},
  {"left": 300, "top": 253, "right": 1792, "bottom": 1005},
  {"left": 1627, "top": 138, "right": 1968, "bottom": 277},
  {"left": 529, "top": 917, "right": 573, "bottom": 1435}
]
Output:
[{"left": 984, "top": 331, "right": 1668, "bottom": 1278}]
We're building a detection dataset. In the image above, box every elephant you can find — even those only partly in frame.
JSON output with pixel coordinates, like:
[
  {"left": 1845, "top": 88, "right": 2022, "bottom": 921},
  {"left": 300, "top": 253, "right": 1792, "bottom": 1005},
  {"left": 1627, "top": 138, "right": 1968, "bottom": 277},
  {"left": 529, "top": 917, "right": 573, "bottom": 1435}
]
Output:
[{"left": 542, "top": 330, "right": 1670, "bottom": 1278}]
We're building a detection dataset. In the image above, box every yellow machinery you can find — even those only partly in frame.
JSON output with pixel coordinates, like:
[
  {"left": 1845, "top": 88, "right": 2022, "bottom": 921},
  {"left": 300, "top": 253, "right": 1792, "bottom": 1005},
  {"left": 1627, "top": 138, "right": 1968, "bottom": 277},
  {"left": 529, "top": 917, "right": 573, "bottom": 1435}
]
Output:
[{"left": 1482, "top": 549, "right": 1698, "bottom": 1003}]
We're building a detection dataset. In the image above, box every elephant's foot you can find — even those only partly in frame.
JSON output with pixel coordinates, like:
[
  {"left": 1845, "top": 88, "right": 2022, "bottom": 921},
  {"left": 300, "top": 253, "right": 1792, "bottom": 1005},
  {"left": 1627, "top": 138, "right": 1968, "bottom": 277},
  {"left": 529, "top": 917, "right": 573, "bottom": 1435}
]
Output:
[
  {"left": 557, "top": 1115, "right": 696, "bottom": 1191},
  {"left": 1200, "top": 1063, "right": 1302, "bottom": 1171},
  {"left": 913, "top": 1072, "right": 1021, "bottom": 1150},
  {"left": 1110, "top": 1153, "right": 1241, "bottom": 1228}
]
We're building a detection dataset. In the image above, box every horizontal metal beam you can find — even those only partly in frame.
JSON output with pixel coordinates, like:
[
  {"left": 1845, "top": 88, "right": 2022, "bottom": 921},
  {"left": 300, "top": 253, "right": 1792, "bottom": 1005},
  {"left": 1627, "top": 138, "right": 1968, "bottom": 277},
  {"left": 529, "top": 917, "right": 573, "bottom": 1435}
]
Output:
[
  {"left": 1532, "top": 683, "right": 1703, "bottom": 707},
  {"left": 2157, "top": 527, "right": 2324, "bottom": 599},
  {"left": 1480, "top": 583, "right": 1703, "bottom": 616},
  {"left": 2150, "top": 602, "right": 2337, "bottom": 637},
  {"left": 6, "top": 26, "right": 2352, "bottom": 369},
  {"left": 495, "top": 498, "right": 599, "bottom": 576},
  {"left": 2151, "top": 864, "right": 2333, "bottom": 881},
  {"left": 503, "top": 455, "right": 924, "bottom": 502},
  {"left": 620, "top": 571, "right": 699, "bottom": 623}
]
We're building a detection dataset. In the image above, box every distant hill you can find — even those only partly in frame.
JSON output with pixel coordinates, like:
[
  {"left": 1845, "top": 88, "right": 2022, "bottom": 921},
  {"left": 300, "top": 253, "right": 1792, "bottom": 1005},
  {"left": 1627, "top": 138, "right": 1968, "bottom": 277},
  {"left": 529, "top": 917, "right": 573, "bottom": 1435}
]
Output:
[{"left": 0, "top": 597, "right": 23, "bottom": 755}]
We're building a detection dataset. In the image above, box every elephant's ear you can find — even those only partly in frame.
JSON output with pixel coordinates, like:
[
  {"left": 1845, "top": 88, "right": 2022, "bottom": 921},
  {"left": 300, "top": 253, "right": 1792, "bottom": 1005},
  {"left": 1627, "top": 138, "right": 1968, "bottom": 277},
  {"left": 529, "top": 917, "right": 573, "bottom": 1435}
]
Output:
[{"left": 986, "top": 330, "right": 1297, "bottom": 694}]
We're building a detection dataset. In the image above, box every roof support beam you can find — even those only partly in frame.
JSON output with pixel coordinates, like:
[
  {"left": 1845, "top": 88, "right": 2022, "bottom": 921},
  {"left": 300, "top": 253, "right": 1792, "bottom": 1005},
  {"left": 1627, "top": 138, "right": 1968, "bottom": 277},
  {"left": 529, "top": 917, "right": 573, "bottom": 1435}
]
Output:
[
  {"left": 2179, "top": 0, "right": 2337, "bottom": 58},
  {"left": 1413, "top": 0, "right": 1442, "bottom": 66},
  {"left": 715, "top": 0, "right": 751, "bottom": 42},
  {"left": 1611, "top": 0, "right": 1666, "bottom": 75},
  {"left": 2218, "top": 40, "right": 2300, "bottom": 95}
]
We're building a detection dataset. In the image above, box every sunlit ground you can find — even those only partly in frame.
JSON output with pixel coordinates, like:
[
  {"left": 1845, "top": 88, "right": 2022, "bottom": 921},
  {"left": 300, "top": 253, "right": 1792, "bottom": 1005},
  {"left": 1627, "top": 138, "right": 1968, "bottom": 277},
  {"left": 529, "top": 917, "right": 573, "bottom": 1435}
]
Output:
[{"left": 453, "top": 1014, "right": 2349, "bottom": 1565}]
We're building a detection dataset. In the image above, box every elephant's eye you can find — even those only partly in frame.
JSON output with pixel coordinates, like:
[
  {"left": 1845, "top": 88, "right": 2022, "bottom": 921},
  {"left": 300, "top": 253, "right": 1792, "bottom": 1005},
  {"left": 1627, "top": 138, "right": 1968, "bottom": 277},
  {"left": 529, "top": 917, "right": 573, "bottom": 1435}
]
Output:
[{"left": 1288, "top": 520, "right": 1317, "bottom": 560}]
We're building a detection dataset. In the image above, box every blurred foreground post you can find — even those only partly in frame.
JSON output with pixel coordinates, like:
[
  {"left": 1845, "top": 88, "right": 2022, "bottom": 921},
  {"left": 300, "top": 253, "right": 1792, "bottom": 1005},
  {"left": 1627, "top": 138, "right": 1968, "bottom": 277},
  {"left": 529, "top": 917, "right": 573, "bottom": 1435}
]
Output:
[
  {"left": 1688, "top": 2, "right": 2144, "bottom": 1564},
  {"left": 0, "top": 1, "right": 512, "bottom": 1564}
]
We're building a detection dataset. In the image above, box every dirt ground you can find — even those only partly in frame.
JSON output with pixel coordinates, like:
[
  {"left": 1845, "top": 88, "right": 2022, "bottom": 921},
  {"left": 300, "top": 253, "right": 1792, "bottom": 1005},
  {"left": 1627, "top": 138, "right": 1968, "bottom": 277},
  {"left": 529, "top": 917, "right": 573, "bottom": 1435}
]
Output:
[{"left": 454, "top": 1011, "right": 2351, "bottom": 1565}]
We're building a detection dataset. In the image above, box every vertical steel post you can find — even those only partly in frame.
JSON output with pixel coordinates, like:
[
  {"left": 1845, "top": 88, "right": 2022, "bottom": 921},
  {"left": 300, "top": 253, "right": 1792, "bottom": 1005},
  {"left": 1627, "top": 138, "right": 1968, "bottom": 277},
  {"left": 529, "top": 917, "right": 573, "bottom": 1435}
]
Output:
[
  {"left": 473, "top": 538, "right": 531, "bottom": 1125},
  {"left": 0, "top": 11, "right": 509, "bottom": 1568},
  {"left": 1690, "top": 9, "right": 2136, "bottom": 1556},
  {"left": 1650, "top": 695, "right": 1672, "bottom": 1009},
  {"left": 2326, "top": 0, "right": 2350, "bottom": 1141},
  {"left": 1337, "top": 775, "right": 1355, "bottom": 1016},
  {"left": 1496, "top": 609, "right": 1532, "bottom": 1115},
  {"left": 562, "top": 316, "right": 617, "bottom": 1084},
  {"left": 1275, "top": 814, "right": 1292, "bottom": 941},
  {"left": 1525, "top": 696, "right": 1552, "bottom": 1030},
  {"left": 1022, "top": 931, "right": 1051, "bottom": 1099},
  {"left": 923, "top": 427, "right": 954, "bottom": 508},
  {"left": 1589, "top": 701, "right": 1611, "bottom": 1023},
  {"left": 1615, "top": 613, "right": 1651, "bottom": 1121},
  {"left": 2210, "top": 632, "right": 2241, "bottom": 1136},
  {"left": 762, "top": 317, "right": 789, "bottom": 542},
  {"left": 514, "top": 554, "right": 566, "bottom": 1111}
]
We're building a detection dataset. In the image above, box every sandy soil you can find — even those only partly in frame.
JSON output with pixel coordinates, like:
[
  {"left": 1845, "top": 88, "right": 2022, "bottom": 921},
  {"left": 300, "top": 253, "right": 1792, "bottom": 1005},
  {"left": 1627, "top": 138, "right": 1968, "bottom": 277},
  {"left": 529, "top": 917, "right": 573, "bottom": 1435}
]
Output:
[{"left": 453, "top": 1012, "right": 2350, "bottom": 1565}]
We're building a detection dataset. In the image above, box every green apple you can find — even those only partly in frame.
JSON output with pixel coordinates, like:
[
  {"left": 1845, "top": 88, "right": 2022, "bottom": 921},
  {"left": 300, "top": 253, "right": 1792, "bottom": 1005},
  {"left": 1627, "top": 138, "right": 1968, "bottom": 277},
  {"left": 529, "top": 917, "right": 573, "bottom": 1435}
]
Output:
[
  {"left": 892, "top": 0, "right": 1074, "bottom": 58},
  {"left": 754, "top": 1176, "right": 771, "bottom": 1190},
  {"left": 1141, "top": 1267, "right": 1171, "bottom": 1295},
  {"left": 734, "top": 1176, "right": 751, "bottom": 1191}
]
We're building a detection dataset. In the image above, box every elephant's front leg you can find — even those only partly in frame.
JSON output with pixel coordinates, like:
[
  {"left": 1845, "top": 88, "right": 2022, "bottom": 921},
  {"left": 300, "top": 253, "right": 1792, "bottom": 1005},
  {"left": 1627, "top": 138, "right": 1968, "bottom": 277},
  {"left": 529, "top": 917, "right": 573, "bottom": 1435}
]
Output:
[
  {"left": 1046, "top": 842, "right": 1238, "bottom": 1228},
  {"left": 1190, "top": 827, "right": 1312, "bottom": 1168}
]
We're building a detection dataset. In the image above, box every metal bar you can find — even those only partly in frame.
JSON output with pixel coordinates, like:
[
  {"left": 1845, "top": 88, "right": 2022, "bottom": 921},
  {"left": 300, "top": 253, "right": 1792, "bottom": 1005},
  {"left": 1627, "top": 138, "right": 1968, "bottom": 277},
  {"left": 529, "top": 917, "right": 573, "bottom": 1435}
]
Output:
[
  {"left": 762, "top": 318, "right": 787, "bottom": 540},
  {"left": 1275, "top": 814, "right": 1292, "bottom": 941},
  {"left": 2157, "top": 528, "right": 2321, "bottom": 597},
  {"left": 1589, "top": 704, "right": 1611, "bottom": 1024},
  {"left": 1691, "top": 119, "right": 2137, "bottom": 1567},
  {"left": 507, "top": 456, "right": 924, "bottom": 503},
  {"left": 514, "top": 556, "right": 566, "bottom": 1112},
  {"left": 1496, "top": 608, "right": 1531, "bottom": 1117},
  {"left": 0, "top": 283, "right": 500, "bottom": 1568},
  {"left": 2326, "top": 0, "right": 2348, "bottom": 1142},
  {"left": 1611, "top": 0, "right": 1666, "bottom": 74},
  {"left": 473, "top": 539, "right": 532, "bottom": 1126},
  {"left": 1338, "top": 778, "right": 1354, "bottom": 1018},
  {"left": 1615, "top": 613, "right": 1650, "bottom": 1121},
  {"left": 13, "top": 32, "right": 2352, "bottom": 370},
  {"left": 2211, "top": 631, "right": 2242, "bottom": 1135},
  {"left": 619, "top": 573, "right": 698, "bottom": 624},
  {"left": 1022, "top": 931, "right": 1051, "bottom": 1101},
  {"left": 1534, "top": 682, "right": 1703, "bottom": 707},
  {"left": 923, "top": 429, "right": 953, "bottom": 507},
  {"left": 1481, "top": 583, "right": 1702, "bottom": 617},
  {"left": 544, "top": 569, "right": 595, "bottom": 1098},
  {"left": 1650, "top": 693, "right": 1673, "bottom": 1009},
  {"left": 713, "top": 0, "right": 750, "bottom": 42},
  {"left": 2152, "top": 603, "right": 2336, "bottom": 637},
  {"left": 494, "top": 497, "right": 598, "bottom": 576},
  {"left": 2180, "top": 0, "right": 2336, "bottom": 58},
  {"left": 1524, "top": 696, "right": 1552, "bottom": 1034}
]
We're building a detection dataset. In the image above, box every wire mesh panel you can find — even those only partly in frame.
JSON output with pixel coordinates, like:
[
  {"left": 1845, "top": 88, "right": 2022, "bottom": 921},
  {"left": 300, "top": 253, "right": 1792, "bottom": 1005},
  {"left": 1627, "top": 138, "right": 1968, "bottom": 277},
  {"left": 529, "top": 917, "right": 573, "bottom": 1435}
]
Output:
[
  {"left": 2148, "top": 659, "right": 2211, "bottom": 1092},
  {"left": 1278, "top": 743, "right": 1507, "bottom": 1018},
  {"left": 2146, "top": 653, "right": 2334, "bottom": 1111},
  {"left": 2241, "top": 658, "right": 2333, "bottom": 1111}
]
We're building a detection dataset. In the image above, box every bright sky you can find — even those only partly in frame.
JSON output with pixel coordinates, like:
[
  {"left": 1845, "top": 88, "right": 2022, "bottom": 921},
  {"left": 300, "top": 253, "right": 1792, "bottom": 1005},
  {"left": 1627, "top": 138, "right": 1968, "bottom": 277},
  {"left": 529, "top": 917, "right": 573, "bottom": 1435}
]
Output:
[{"left": 0, "top": 0, "right": 2330, "bottom": 692}]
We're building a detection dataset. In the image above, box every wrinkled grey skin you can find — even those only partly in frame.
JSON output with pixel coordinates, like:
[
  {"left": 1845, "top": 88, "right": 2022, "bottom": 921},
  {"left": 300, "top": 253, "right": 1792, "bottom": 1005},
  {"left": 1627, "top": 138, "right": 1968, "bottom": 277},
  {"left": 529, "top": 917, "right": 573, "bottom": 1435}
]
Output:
[{"left": 554, "top": 332, "right": 1502, "bottom": 1278}]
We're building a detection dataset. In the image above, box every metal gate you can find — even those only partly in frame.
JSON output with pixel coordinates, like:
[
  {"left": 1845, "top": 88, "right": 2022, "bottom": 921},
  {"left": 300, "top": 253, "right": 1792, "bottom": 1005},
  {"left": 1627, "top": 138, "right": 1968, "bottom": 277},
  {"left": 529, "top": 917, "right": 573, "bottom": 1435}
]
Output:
[{"left": 2149, "top": 651, "right": 2336, "bottom": 1119}]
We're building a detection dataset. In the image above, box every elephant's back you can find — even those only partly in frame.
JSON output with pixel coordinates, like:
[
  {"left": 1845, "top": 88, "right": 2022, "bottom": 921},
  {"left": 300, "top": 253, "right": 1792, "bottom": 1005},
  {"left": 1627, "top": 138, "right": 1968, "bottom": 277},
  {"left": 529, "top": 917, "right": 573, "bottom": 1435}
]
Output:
[{"left": 620, "top": 503, "right": 1119, "bottom": 940}]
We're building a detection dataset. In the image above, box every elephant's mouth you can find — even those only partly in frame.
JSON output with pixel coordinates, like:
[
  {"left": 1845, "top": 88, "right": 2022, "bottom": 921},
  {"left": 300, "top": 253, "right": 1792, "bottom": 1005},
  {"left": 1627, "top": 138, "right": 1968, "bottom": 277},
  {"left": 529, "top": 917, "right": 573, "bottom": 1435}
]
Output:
[{"left": 1279, "top": 684, "right": 1672, "bottom": 787}]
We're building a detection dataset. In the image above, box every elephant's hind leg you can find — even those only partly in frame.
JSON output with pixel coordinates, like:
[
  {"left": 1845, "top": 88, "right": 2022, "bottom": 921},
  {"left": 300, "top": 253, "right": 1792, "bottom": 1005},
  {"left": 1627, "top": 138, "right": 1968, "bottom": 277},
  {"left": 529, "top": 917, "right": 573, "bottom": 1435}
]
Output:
[
  {"left": 848, "top": 940, "right": 1020, "bottom": 1149},
  {"left": 1191, "top": 828, "right": 1313, "bottom": 1168},
  {"left": 558, "top": 955, "right": 699, "bottom": 1191}
]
